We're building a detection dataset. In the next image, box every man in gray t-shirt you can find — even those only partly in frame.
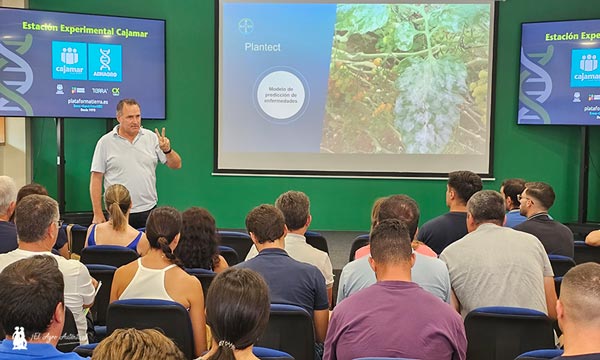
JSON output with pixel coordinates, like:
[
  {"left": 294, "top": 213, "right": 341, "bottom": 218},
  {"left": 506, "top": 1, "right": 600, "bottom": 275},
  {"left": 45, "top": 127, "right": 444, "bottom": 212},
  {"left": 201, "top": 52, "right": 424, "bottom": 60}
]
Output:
[{"left": 440, "top": 190, "right": 556, "bottom": 319}]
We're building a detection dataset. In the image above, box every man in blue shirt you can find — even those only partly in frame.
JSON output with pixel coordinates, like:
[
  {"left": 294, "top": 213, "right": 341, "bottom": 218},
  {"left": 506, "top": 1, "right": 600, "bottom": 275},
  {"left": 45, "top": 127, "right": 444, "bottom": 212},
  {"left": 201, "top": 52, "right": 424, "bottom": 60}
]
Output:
[
  {"left": 500, "top": 178, "right": 527, "bottom": 228},
  {"left": 0, "top": 255, "right": 85, "bottom": 359},
  {"left": 236, "top": 204, "right": 329, "bottom": 345}
]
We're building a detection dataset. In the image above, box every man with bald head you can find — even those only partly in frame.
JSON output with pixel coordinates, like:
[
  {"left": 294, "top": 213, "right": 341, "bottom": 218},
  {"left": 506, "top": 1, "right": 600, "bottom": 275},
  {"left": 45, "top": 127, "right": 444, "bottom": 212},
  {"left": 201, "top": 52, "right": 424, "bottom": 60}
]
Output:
[{"left": 553, "top": 263, "right": 600, "bottom": 359}]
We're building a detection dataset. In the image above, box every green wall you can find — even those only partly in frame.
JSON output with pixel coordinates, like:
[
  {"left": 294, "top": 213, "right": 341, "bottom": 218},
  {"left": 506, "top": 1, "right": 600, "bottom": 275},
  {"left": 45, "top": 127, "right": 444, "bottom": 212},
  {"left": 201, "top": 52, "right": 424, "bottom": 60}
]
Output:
[{"left": 28, "top": 0, "right": 600, "bottom": 230}]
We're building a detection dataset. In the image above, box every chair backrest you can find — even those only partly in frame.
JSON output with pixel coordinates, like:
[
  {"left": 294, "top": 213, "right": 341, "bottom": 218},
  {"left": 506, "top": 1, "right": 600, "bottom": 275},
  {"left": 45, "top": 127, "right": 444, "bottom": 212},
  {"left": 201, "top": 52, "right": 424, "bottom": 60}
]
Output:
[
  {"left": 515, "top": 349, "right": 564, "bottom": 359},
  {"left": 349, "top": 234, "right": 370, "bottom": 262},
  {"left": 573, "top": 240, "right": 600, "bottom": 264},
  {"left": 548, "top": 254, "right": 576, "bottom": 277},
  {"left": 256, "top": 304, "right": 315, "bottom": 360},
  {"left": 80, "top": 245, "right": 139, "bottom": 268},
  {"left": 218, "top": 231, "right": 254, "bottom": 260},
  {"left": 219, "top": 245, "right": 240, "bottom": 266},
  {"left": 107, "top": 299, "right": 194, "bottom": 360},
  {"left": 185, "top": 267, "right": 216, "bottom": 298},
  {"left": 85, "top": 264, "right": 117, "bottom": 326},
  {"left": 304, "top": 231, "right": 329, "bottom": 254},
  {"left": 464, "top": 306, "right": 555, "bottom": 360},
  {"left": 56, "top": 306, "right": 81, "bottom": 353},
  {"left": 554, "top": 276, "right": 563, "bottom": 298},
  {"left": 69, "top": 224, "right": 88, "bottom": 256},
  {"left": 253, "top": 346, "right": 295, "bottom": 360}
]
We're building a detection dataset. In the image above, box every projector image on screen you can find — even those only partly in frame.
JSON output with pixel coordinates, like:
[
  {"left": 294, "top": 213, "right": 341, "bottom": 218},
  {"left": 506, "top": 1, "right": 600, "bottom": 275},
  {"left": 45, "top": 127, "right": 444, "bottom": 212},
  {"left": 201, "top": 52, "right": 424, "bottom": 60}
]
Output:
[
  {"left": 216, "top": 1, "right": 495, "bottom": 176},
  {"left": 0, "top": 7, "right": 165, "bottom": 119}
]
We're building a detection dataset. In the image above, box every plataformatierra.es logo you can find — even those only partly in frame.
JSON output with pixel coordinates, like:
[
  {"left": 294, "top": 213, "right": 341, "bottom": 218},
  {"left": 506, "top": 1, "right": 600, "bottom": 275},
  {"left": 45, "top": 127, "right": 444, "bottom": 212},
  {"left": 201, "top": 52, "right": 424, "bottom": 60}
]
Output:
[{"left": 12, "top": 326, "right": 27, "bottom": 350}]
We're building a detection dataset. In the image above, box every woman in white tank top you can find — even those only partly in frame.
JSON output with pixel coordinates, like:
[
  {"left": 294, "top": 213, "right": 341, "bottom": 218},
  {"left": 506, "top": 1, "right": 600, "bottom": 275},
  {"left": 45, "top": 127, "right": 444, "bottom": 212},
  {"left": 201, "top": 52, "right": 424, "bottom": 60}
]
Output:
[{"left": 110, "top": 207, "right": 207, "bottom": 357}]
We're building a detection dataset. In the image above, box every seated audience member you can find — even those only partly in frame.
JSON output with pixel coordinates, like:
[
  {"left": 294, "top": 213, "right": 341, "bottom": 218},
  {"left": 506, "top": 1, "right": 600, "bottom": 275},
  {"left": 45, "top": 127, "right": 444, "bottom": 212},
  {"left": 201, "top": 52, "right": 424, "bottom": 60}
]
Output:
[
  {"left": 175, "top": 207, "right": 228, "bottom": 272},
  {"left": 354, "top": 197, "right": 436, "bottom": 259},
  {"left": 324, "top": 219, "right": 466, "bottom": 360},
  {"left": 0, "top": 255, "right": 85, "bottom": 359},
  {"left": 246, "top": 191, "right": 334, "bottom": 304},
  {"left": 338, "top": 195, "right": 451, "bottom": 304},
  {"left": 417, "top": 170, "right": 483, "bottom": 254},
  {"left": 500, "top": 178, "right": 528, "bottom": 228},
  {"left": 585, "top": 230, "right": 600, "bottom": 247},
  {"left": 553, "top": 263, "right": 600, "bottom": 359},
  {"left": 515, "top": 182, "right": 574, "bottom": 257},
  {"left": 16, "top": 183, "right": 69, "bottom": 258},
  {"left": 440, "top": 190, "right": 557, "bottom": 318},
  {"left": 92, "top": 328, "right": 185, "bottom": 360},
  {"left": 236, "top": 204, "right": 329, "bottom": 346},
  {"left": 85, "top": 184, "right": 144, "bottom": 252},
  {"left": 110, "top": 206, "right": 207, "bottom": 356},
  {"left": 0, "top": 175, "right": 17, "bottom": 254},
  {"left": 202, "top": 268, "right": 270, "bottom": 360},
  {"left": 0, "top": 195, "right": 97, "bottom": 344}
]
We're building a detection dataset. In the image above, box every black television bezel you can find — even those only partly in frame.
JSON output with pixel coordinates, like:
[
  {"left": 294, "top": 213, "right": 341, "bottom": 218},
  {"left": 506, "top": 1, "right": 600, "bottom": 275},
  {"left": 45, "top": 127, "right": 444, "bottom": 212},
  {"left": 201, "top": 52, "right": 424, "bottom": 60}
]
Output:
[{"left": 0, "top": 6, "right": 167, "bottom": 120}]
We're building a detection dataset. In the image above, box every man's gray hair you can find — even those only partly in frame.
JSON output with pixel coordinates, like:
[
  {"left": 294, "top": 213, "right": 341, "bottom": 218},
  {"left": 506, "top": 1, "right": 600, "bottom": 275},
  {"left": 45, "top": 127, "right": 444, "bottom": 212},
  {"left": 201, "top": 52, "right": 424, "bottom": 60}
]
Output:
[
  {"left": 0, "top": 176, "right": 17, "bottom": 214},
  {"left": 15, "top": 195, "right": 59, "bottom": 243},
  {"left": 467, "top": 190, "right": 505, "bottom": 225}
]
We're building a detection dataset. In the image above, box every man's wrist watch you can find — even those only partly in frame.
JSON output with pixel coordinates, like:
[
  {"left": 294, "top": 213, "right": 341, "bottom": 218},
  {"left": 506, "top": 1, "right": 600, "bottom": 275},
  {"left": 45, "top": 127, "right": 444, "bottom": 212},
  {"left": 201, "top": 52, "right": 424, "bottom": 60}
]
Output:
[{"left": 163, "top": 148, "right": 172, "bottom": 154}]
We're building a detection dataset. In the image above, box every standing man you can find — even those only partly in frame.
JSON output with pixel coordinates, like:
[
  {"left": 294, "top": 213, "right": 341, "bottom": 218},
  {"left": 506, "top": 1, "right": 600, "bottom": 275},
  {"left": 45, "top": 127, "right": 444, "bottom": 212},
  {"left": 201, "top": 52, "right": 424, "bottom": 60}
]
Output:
[
  {"left": 90, "top": 99, "right": 182, "bottom": 228},
  {"left": 515, "top": 182, "right": 574, "bottom": 258}
]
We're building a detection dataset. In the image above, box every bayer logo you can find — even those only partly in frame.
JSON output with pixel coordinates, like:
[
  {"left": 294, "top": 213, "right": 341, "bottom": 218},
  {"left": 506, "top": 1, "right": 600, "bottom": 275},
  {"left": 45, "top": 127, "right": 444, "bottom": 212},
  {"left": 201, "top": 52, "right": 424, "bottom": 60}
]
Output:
[{"left": 238, "top": 18, "right": 254, "bottom": 35}]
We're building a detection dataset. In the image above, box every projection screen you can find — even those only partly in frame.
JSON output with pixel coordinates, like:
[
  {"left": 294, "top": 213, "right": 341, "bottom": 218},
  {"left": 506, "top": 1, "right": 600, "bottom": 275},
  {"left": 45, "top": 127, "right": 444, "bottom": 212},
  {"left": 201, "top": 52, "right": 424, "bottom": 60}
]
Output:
[{"left": 216, "top": 0, "right": 496, "bottom": 177}]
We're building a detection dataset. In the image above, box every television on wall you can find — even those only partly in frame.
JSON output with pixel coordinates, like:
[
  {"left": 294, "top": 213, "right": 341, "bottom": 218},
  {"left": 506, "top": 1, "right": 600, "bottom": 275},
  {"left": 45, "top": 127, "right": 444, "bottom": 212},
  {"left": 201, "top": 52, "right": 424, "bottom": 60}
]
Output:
[
  {"left": 519, "top": 19, "right": 600, "bottom": 126},
  {"left": 0, "top": 7, "right": 166, "bottom": 119}
]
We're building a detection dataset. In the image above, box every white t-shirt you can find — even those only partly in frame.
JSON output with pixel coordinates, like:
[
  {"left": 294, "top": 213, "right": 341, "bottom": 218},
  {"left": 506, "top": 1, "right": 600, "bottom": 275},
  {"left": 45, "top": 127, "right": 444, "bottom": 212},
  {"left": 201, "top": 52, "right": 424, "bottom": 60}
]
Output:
[
  {"left": 246, "top": 233, "right": 335, "bottom": 287},
  {"left": 90, "top": 126, "right": 167, "bottom": 213},
  {"left": 0, "top": 249, "right": 96, "bottom": 344}
]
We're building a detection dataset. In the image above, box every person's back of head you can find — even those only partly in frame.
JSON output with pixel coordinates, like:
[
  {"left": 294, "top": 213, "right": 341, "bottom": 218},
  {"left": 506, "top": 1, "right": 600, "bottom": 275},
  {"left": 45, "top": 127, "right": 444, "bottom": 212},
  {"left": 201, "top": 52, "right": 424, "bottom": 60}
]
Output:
[
  {"left": 16, "top": 183, "right": 48, "bottom": 204},
  {"left": 466, "top": 190, "right": 506, "bottom": 229},
  {"left": 376, "top": 195, "right": 420, "bottom": 240},
  {"left": 524, "top": 181, "right": 555, "bottom": 211},
  {"left": 275, "top": 190, "right": 310, "bottom": 232},
  {"left": 145, "top": 206, "right": 183, "bottom": 266},
  {"left": 176, "top": 207, "right": 219, "bottom": 269},
  {"left": 0, "top": 255, "right": 64, "bottom": 343},
  {"left": 558, "top": 263, "right": 600, "bottom": 334},
  {"left": 92, "top": 328, "right": 185, "bottom": 360},
  {"left": 447, "top": 170, "right": 483, "bottom": 205},
  {"left": 370, "top": 197, "right": 387, "bottom": 231},
  {"left": 206, "top": 268, "right": 270, "bottom": 360},
  {"left": 104, "top": 184, "right": 132, "bottom": 232},
  {"left": 14, "top": 194, "right": 59, "bottom": 244},
  {"left": 500, "top": 178, "right": 526, "bottom": 210},
  {"left": 245, "top": 204, "right": 286, "bottom": 244},
  {"left": 0, "top": 175, "right": 17, "bottom": 218},
  {"left": 370, "top": 219, "right": 413, "bottom": 268}
]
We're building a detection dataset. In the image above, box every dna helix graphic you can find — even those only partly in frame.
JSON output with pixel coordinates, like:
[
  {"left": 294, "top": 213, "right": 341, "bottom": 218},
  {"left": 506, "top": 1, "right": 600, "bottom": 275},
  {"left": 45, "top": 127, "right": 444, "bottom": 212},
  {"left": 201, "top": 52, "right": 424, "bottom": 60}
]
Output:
[
  {"left": 99, "top": 48, "right": 111, "bottom": 71},
  {"left": 518, "top": 45, "right": 554, "bottom": 124},
  {"left": 0, "top": 34, "right": 34, "bottom": 116}
]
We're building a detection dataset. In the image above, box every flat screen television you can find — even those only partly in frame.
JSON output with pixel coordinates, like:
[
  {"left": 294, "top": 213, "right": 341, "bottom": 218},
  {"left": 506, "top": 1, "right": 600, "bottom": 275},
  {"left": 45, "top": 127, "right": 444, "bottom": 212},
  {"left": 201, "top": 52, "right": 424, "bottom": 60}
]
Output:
[
  {"left": 519, "top": 19, "right": 600, "bottom": 126},
  {"left": 215, "top": 0, "right": 496, "bottom": 177},
  {"left": 0, "top": 7, "right": 165, "bottom": 119}
]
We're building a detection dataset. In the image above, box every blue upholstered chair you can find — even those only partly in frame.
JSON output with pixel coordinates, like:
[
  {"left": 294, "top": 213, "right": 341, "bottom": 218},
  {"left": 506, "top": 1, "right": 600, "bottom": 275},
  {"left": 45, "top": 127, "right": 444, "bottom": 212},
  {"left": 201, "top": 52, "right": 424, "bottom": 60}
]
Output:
[
  {"left": 254, "top": 346, "right": 295, "bottom": 360},
  {"left": 185, "top": 267, "right": 217, "bottom": 298},
  {"left": 107, "top": 299, "right": 195, "bottom": 360},
  {"left": 464, "top": 306, "right": 555, "bottom": 360},
  {"left": 574, "top": 240, "right": 600, "bottom": 264},
  {"left": 85, "top": 264, "right": 117, "bottom": 341},
  {"left": 514, "top": 349, "right": 564, "bottom": 359},
  {"left": 256, "top": 304, "right": 315, "bottom": 360},
  {"left": 68, "top": 224, "right": 88, "bottom": 256},
  {"left": 218, "top": 230, "right": 254, "bottom": 260},
  {"left": 80, "top": 245, "right": 139, "bottom": 268},
  {"left": 548, "top": 254, "right": 576, "bottom": 277},
  {"left": 304, "top": 231, "right": 329, "bottom": 254}
]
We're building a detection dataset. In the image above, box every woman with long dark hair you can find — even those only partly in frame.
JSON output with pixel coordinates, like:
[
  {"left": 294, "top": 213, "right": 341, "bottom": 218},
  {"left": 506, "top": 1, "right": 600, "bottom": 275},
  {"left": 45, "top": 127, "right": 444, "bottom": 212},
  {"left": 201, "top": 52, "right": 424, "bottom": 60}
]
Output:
[{"left": 110, "top": 206, "right": 207, "bottom": 357}]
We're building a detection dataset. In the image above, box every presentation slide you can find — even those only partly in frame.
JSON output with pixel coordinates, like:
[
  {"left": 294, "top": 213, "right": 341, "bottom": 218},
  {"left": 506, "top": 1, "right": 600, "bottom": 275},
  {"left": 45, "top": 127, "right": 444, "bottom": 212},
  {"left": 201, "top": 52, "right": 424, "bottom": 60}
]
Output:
[
  {"left": 520, "top": 19, "right": 600, "bottom": 126},
  {"left": 0, "top": 8, "right": 165, "bottom": 119},
  {"left": 217, "top": 1, "right": 495, "bottom": 176}
]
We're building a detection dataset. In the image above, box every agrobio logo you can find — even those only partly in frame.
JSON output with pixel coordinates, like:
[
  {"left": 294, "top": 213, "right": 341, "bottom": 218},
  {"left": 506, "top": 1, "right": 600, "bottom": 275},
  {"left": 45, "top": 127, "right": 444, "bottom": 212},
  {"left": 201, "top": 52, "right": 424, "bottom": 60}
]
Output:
[
  {"left": 52, "top": 41, "right": 87, "bottom": 80},
  {"left": 88, "top": 43, "right": 122, "bottom": 82}
]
